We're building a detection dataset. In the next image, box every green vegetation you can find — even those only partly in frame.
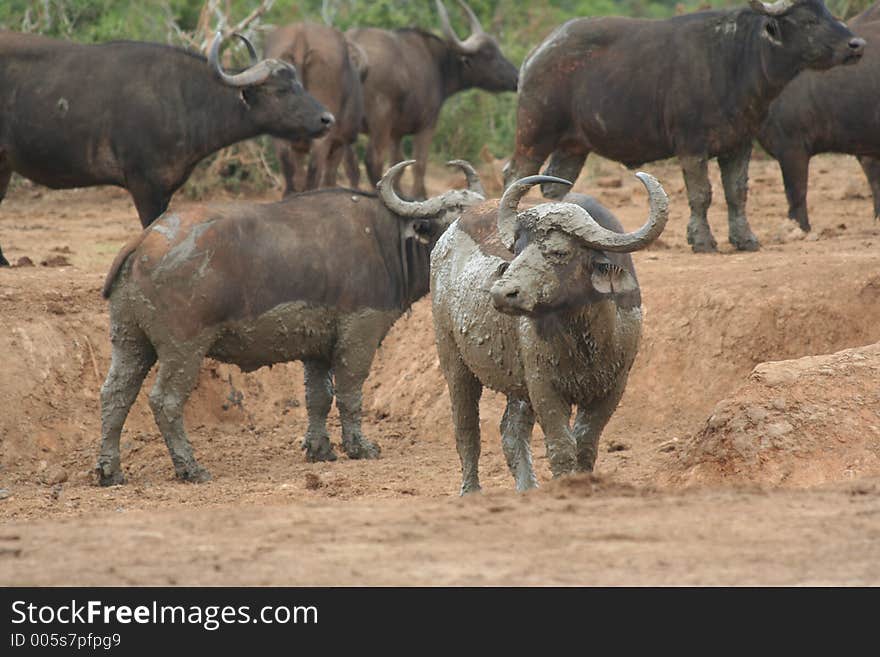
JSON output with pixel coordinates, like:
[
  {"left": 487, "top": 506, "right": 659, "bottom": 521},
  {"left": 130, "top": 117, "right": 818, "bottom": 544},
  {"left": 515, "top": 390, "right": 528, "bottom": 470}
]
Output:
[{"left": 0, "top": 0, "right": 872, "bottom": 194}]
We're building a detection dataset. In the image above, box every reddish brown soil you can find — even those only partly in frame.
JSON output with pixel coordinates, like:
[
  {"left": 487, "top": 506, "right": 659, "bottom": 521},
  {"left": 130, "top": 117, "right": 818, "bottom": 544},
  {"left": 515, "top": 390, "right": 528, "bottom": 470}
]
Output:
[{"left": 1, "top": 154, "right": 879, "bottom": 585}]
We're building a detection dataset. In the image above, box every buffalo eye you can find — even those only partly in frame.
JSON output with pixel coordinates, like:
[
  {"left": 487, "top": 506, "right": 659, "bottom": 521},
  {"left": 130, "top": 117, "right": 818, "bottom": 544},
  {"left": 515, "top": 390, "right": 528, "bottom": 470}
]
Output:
[{"left": 765, "top": 19, "right": 780, "bottom": 40}]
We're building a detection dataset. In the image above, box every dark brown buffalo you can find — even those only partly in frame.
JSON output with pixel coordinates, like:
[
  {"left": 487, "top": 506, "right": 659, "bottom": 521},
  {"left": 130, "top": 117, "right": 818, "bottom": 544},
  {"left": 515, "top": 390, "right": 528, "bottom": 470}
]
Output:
[
  {"left": 758, "top": 4, "right": 879, "bottom": 231},
  {"left": 504, "top": 0, "right": 865, "bottom": 252},
  {"left": 0, "top": 31, "right": 333, "bottom": 266},
  {"left": 265, "top": 22, "right": 368, "bottom": 194},
  {"left": 96, "top": 161, "right": 485, "bottom": 485},
  {"left": 347, "top": 0, "right": 518, "bottom": 198}
]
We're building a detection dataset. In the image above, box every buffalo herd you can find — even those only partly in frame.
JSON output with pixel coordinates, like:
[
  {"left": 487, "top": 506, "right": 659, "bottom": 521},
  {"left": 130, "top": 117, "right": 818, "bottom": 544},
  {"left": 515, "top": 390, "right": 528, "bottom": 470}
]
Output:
[{"left": 0, "top": 1, "right": 873, "bottom": 492}]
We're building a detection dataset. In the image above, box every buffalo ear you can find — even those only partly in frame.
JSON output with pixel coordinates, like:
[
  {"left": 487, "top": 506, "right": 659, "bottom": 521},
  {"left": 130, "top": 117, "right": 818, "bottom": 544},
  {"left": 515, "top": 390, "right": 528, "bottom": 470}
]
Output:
[
  {"left": 764, "top": 18, "right": 782, "bottom": 45},
  {"left": 403, "top": 219, "right": 433, "bottom": 244},
  {"left": 591, "top": 257, "right": 637, "bottom": 296}
]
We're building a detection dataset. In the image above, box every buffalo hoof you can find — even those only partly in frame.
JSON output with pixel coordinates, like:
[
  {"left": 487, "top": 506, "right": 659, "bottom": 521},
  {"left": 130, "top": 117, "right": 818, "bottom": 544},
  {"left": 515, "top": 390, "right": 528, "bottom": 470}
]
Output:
[
  {"left": 690, "top": 238, "right": 718, "bottom": 253},
  {"left": 342, "top": 436, "right": 380, "bottom": 460},
  {"left": 302, "top": 434, "right": 337, "bottom": 462},
  {"left": 0, "top": 249, "right": 9, "bottom": 267},
  {"left": 731, "top": 235, "right": 760, "bottom": 252},
  {"left": 177, "top": 466, "right": 212, "bottom": 484},
  {"left": 686, "top": 224, "right": 717, "bottom": 253},
  {"left": 459, "top": 481, "right": 482, "bottom": 496},
  {"left": 96, "top": 467, "right": 125, "bottom": 487}
]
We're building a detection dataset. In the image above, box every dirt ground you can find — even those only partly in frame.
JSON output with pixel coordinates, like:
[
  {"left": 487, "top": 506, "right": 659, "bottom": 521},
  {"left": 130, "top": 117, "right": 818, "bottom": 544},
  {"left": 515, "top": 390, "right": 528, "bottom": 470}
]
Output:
[{"left": 1, "top": 153, "right": 879, "bottom": 586}]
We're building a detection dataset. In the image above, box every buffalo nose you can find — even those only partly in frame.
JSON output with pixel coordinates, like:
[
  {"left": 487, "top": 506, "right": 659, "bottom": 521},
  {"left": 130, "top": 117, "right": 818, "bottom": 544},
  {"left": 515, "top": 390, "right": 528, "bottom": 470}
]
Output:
[
  {"left": 320, "top": 112, "right": 335, "bottom": 127},
  {"left": 849, "top": 37, "right": 866, "bottom": 53}
]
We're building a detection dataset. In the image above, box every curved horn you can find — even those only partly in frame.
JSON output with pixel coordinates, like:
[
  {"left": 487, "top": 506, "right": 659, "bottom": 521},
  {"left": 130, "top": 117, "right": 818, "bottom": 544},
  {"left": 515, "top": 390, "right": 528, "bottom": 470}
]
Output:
[
  {"left": 457, "top": 0, "right": 486, "bottom": 36},
  {"left": 378, "top": 161, "right": 447, "bottom": 217},
  {"left": 435, "top": 0, "right": 481, "bottom": 54},
  {"left": 447, "top": 160, "right": 485, "bottom": 197},
  {"left": 749, "top": 0, "right": 795, "bottom": 16},
  {"left": 498, "top": 175, "right": 570, "bottom": 250},
  {"left": 232, "top": 32, "right": 259, "bottom": 65},
  {"left": 565, "top": 172, "right": 668, "bottom": 252},
  {"left": 209, "top": 32, "right": 276, "bottom": 88}
]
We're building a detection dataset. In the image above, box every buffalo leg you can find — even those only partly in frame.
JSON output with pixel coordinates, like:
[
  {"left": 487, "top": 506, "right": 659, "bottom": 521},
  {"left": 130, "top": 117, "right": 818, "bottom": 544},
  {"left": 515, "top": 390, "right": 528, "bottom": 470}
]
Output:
[
  {"left": 275, "top": 138, "right": 298, "bottom": 196},
  {"left": 306, "top": 136, "right": 331, "bottom": 191},
  {"left": 343, "top": 144, "right": 361, "bottom": 189},
  {"left": 411, "top": 127, "right": 435, "bottom": 200},
  {"left": 572, "top": 378, "right": 628, "bottom": 472},
  {"left": 527, "top": 378, "right": 576, "bottom": 477},
  {"left": 858, "top": 156, "right": 880, "bottom": 221},
  {"left": 333, "top": 331, "right": 381, "bottom": 460},
  {"left": 777, "top": 148, "right": 811, "bottom": 231},
  {"left": 680, "top": 154, "right": 717, "bottom": 253},
  {"left": 302, "top": 360, "right": 337, "bottom": 462},
  {"left": 0, "top": 156, "right": 12, "bottom": 266},
  {"left": 148, "top": 347, "right": 211, "bottom": 483},
  {"left": 322, "top": 140, "right": 345, "bottom": 188},
  {"left": 447, "top": 358, "right": 483, "bottom": 495},
  {"left": 500, "top": 398, "right": 537, "bottom": 491},
  {"left": 541, "top": 148, "right": 587, "bottom": 200},
  {"left": 719, "top": 143, "right": 759, "bottom": 251},
  {"left": 97, "top": 324, "right": 156, "bottom": 486},
  {"left": 364, "top": 101, "right": 392, "bottom": 186},
  {"left": 129, "top": 178, "right": 171, "bottom": 228}
]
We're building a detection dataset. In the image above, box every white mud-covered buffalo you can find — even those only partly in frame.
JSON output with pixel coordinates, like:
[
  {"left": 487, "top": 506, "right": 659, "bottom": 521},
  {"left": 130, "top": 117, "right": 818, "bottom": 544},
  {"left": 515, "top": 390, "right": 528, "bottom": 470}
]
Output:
[
  {"left": 504, "top": 0, "right": 864, "bottom": 253},
  {"left": 0, "top": 31, "right": 334, "bottom": 266},
  {"left": 96, "top": 160, "right": 484, "bottom": 486},
  {"left": 431, "top": 173, "right": 668, "bottom": 493}
]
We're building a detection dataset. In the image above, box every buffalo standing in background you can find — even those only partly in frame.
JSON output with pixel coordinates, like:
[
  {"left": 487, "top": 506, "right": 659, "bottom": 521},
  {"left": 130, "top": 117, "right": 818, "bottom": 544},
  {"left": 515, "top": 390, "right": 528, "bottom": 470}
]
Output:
[
  {"left": 504, "top": 0, "right": 865, "bottom": 253},
  {"left": 265, "top": 21, "right": 368, "bottom": 194},
  {"left": 0, "top": 31, "right": 334, "bottom": 266},
  {"left": 347, "top": 0, "right": 518, "bottom": 199},
  {"left": 430, "top": 173, "right": 668, "bottom": 493},
  {"left": 759, "top": 3, "right": 880, "bottom": 231},
  {"left": 97, "top": 161, "right": 485, "bottom": 486}
]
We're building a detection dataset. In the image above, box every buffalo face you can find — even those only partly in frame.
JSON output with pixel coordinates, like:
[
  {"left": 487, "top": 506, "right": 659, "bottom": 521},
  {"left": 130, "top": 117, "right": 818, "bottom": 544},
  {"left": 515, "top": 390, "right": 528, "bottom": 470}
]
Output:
[
  {"left": 756, "top": 0, "right": 865, "bottom": 70},
  {"left": 490, "top": 231, "right": 636, "bottom": 317},
  {"left": 458, "top": 39, "right": 519, "bottom": 92},
  {"left": 246, "top": 64, "right": 335, "bottom": 140}
]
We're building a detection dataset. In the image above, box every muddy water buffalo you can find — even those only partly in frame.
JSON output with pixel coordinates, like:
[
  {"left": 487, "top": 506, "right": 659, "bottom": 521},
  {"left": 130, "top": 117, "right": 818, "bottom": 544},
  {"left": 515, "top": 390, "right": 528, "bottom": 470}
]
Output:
[
  {"left": 347, "top": 0, "right": 518, "bottom": 198},
  {"left": 504, "top": 0, "right": 865, "bottom": 253},
  {"left": 96, "top": 160, "right": 484, "bottom": 485},
  {"left": 0, "top": 31, "right": 334, "bottom": 266},
  {"left": 265, "top": 22, "right": 368, "bottom": 194},
  {"left": 759, "top": 5, "right": 878, "bottom": 231},
  {"left": 430, "top": 172, "right": 668, "bottom": 494}
]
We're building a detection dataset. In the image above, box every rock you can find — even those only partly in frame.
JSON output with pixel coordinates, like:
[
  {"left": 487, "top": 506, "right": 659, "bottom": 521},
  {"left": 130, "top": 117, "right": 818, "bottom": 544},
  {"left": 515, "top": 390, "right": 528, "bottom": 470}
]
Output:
[
  {"left": 14, "top": 256, "right": 34, "bottom": 267},
  {"left": 304, "top": 472, "right": 322, "bottom": 490},
  {"left": 607, "top": 440, "right": 629, "bottom": 452},
  {"left": 0, "top": 489, "right": 11, "bottom": 500},
  {"left": 42, "top": 466, "right": 68, "bottom": 486},
  {"left": 40, "top": 254, "right": 72, "bottom": 267}
]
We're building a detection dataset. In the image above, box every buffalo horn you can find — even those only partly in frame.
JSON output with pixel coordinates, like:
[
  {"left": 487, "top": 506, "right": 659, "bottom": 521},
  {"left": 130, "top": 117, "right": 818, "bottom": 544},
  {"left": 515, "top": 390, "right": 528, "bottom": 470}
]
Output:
[
  {"left": 498, "top": 175, "right": 571, "bottom": 250},
  {"left": 232, "top": 32, "right": 259, "bottom": 65},
  {"left": 436, "top": 0, "right": 482, "bottom": 54},
  {"left": 209, "top": 32, "right": 277, "bottom": 88},
  {"left": 447, "top": 160, "right": 486, "bottom": 197},
  {"left": 457, "top": 0, "right": 486, "bottom": 36},
  {"left": 749, "top": 0, "right": 795, "bottom": 16},
  {"left": 378, "top": 161, "right": 448, "bottom": 217},
  {"left": 499, "top": 173, "right": 669, "bottom": 253}
]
